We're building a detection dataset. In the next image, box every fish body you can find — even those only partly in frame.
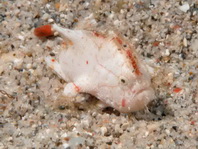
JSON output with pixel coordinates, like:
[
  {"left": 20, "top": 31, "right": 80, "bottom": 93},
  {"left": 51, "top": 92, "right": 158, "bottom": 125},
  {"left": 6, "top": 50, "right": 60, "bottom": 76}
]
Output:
[{"left": 34, "top": 24, "right": 155, "bottom": 112}]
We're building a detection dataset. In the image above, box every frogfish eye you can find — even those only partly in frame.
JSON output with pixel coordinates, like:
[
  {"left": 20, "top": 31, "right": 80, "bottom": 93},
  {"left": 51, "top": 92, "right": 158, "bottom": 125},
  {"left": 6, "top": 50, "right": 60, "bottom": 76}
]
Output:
[
  {"left": 121, "top": 79, "right": 126, "bottom": 83},
  {"left": 119, "top": 76, "right": 128, "bottom": 85}
]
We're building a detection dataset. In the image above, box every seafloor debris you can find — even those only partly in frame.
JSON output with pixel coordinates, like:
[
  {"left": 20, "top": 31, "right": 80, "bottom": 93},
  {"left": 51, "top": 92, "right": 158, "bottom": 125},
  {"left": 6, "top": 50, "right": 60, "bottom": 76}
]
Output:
[{"left": 179, "top": 2, "right": 190, "bottom": 12}]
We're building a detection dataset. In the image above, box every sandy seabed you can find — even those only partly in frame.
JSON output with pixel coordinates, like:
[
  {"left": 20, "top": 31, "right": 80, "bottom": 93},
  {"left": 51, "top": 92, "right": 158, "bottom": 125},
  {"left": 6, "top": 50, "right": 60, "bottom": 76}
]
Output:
[{"left": 0, "top": 0, "right": 197, "bottom": 148}]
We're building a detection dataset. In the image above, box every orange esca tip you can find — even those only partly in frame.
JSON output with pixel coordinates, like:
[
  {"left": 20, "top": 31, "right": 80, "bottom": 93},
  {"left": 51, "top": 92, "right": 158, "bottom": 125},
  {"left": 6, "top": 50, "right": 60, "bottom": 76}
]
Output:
[{"left": 34, "top": 25, "right": 54, "bottom": 37}]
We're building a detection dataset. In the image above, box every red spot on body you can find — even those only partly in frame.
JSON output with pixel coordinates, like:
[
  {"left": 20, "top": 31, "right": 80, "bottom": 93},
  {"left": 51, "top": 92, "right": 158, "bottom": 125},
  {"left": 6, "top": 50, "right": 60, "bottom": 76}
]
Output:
[
  {"left": 115, "top": 37, "right": 123, "bottom": 45},
  {"left": 94, "top": 32, "right": 100, "bottom": 37},
  {"left": 51, "top": 59, "right": 55, "bottom": 62},
  {"left": 86, "top": 60, "right": 88, "bottom": 64},
  {"left": 61, "top": 41, "right": 67, "bottom": 48},
  {"left": 68, "top": 40, "right": 73, "bottom": 46},
  {"left": 173, "top": 87, "right": 182, "bottom": 93},
  {"left": 122, "top": 99, "right": 126, "bottom": 107},
  {"left": 73, "top": 83, "right": 80, "bottom": 92},
  {"left": 34, "top": 25, "right": 54, "bottom": 37},
  {"left": 93, "top": 31, "right": 105, "bottom": 38},
  {"left": 126, "top": 50, "right": 141, "bottom": 76}
]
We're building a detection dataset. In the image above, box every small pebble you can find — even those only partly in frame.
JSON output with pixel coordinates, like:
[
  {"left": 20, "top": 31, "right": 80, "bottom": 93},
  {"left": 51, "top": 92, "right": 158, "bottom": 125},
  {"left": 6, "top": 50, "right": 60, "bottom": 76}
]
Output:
[
  {"left": 18, "top": 35, "right": 25, "bottom": 41},
  {"left": 183, "top": 38, "right": 187, "bottom": 47},
  {"left": 165, "top": 129, "right": 170, "bottom": 135},
  {"left": 165, "top": 49, "right": 170, "bottom": 56},
  {"left": 62, "top": 143, "right": 70, "bottom": 149},
  {"left": 42, "top": 13, "right": 50, "bottom": 21},
  {"left": 101, "top": 126, "right": 107, "bottom": 135},
  {"left": 48, "top": 18, "right": 54, "bottom": 23},
  {"left": 179, "top": 3, "right": 190, "bottom": 12}
]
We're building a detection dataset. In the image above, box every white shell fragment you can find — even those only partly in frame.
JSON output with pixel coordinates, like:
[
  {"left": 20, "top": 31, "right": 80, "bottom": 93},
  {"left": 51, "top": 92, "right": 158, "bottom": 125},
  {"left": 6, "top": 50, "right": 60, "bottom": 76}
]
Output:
[
  {"left": 35, "top": 24, "right": 155, "bottom": 112},
  {"left": 179, "top": 3, "right": 190, "bottom": 12}
]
